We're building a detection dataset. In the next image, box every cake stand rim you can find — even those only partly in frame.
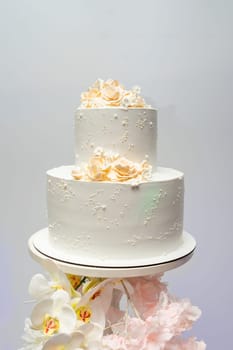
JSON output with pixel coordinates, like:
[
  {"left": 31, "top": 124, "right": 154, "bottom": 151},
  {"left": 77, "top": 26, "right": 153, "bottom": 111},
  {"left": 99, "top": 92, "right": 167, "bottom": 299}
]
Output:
[{"left": 28, "top": 230, "right": 196, "bottom": 277}]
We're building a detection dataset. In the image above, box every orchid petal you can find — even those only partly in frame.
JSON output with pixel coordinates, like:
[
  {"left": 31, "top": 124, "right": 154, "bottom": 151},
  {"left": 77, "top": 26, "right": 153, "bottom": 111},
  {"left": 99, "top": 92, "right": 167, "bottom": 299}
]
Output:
[
  {"left": 57, "top": 305, "right": 77, "bottom": 333},
  {"left": 42, "top": 260, "right": 72, "bottom": 295},
  {"left": 90, "top": 300, "right": 105, "bottom": 329},
  {"left": 94, "top": 283, "right": 113, "bottom": 313},
  {"left": 52, "top": 290, "right": 70, "bottom": 312},
  {"left": 81, "top": 279, "right": 113, "bottom": 305},
  {"left": 31, "top": 299, "right": 53, "bottom": 327},
  {"left": 29, "top": 274, "right": 50, "bottom": 300},
  {"left": 86, "top": 323, "right": 104, "bottom": 343},
  {"left": 68, "top": 332, "right": 85, "bottom": 349},
  {"left": 42, "top": 333, "right": 71, "bottom": 350},
  {"left": 87, "top": 340, "right": 102, "bottom": 350},
  {"left": 42, "top": 260, "right": 60, "bottom": 277}
]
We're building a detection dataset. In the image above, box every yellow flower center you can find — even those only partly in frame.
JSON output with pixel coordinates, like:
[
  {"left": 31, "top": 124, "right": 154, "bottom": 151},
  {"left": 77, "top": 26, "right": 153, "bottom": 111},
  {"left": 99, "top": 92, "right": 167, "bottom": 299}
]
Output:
[
  {"left": 43, "top": 314, "right": 60, "bottom": 335},
  {"left": 76, "top": 306, "right": 92, "bottom": 323},
  {"left": 67, "top": 274, "right": 82, "bottom": 289},
  {"left": 52, "top": 284, "right": 64, "bottom": 291}
]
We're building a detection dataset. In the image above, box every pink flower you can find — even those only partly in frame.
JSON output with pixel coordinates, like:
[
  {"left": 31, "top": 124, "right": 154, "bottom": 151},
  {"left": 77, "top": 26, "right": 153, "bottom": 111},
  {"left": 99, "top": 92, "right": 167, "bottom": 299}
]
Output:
[
  {"left": 145, "top": 315, "right": 175, "bottom": 348},
  {"left": 127, "top": 274, "right": 167, "bottom": 318},
  {"left": 102, "top": 334, "right": 126, "bottom": 350},
  {"left": 164, "top": 336, "right": 206, "bottom": 350},
  {"left": 141, "top": 291, "right": 202, "bottom": 348},
  {"left": 174, "top": 299, "right": 202, "bottom": 334},
  {"left": 125, "top": 318, "right": 147, "bottom": 350}
]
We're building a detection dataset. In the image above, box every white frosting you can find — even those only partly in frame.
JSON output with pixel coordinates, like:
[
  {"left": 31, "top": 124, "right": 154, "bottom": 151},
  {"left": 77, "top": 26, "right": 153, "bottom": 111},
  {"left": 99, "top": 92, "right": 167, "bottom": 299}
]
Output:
[
  {"left": 75, "top": 108, "right": 157, "bottom": 168},
  {"left": 47, "top": 166, "right": 184, "bottom": 264}
]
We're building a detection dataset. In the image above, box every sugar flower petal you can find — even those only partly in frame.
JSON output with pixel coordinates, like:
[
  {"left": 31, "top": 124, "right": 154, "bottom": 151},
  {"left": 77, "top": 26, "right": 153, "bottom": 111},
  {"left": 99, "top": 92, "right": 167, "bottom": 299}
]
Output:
[
  {"left": 29, "top": 274, "right": 51, "bottom": 300},
  {"left": 52, "top": 290, "right": 70, "bottom": 312},
  {"left": 57, "top": 305, "right": 77, "bottom": 334},
  {"left": 20, "top": 318, "right": 49, "bottom": 350},
  {"left": 43, "top": 332, "right": 84, "bottom": 350},
  {"left": 31, "top": 299, "right": 53, "bottom": 328},
  {"left": 164, "top": 336, "right": 206, "bottom": 350}
]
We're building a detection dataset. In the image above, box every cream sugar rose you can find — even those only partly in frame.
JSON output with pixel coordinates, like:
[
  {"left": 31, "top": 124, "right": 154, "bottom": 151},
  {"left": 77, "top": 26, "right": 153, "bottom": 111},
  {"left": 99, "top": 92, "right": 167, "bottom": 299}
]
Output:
[{"left": 45, "top": 79, "right": 186, "bottom": 267}]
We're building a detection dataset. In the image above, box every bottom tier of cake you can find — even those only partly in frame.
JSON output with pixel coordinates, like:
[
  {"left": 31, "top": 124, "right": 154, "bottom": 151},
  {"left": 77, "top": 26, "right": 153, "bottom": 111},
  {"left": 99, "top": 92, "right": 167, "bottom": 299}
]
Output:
[{"left": 45, "top": 166, "right": 187, "bottom": 265}]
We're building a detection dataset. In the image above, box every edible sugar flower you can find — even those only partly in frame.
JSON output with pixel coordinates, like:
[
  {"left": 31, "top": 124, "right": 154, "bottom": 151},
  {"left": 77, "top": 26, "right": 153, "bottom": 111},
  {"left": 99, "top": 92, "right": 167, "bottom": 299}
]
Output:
[
  {"left": 101, "top": 79, "right": 124, "bottom": 106},
  {"left": 82, "top": 278, "right": 113, "bottom": 306},
  {"left": 80, "top": 79, "right": 148, "bottom": 108},
  {"left": 30, "top": 290, "right": 77, "bottom": 337},
  {"left": 73, "top": 279, "right": 113, "bottom": 329},
  {"left": 71, "top": 147, "right": 152, "bottom": 183},
  {"left": 20, "top": 291, "right": 77, "bottom": 350},
  {"left": 127, "top": 274, "right": 167, "bottom": 319},
  {"left": 42, "top": 332, "right": 84, "bottom": 350},
  {"left": 86, "top": 148, "right": 112, "bottom": 181},
  {"left": 20, "top": 318, "right": 49, "bottom": 350},
  {"left": 20, "top": 273, "right": 206, "bottom": 350},
  {"left": 102, "top": 334, "right": 126, "bottom": 350},
  {"left": 111, "top": 157, "right": 139, "bottom": 182},
  {"left": 43, "top": 326, "right": 104, "bottom": 350},
  {"left": 29, "top": 260, "right": 80, "bottom": 301},
  {"left": 142, "top": 291, "right": 202, "bottom": 346},
  {"left": 164, "top": 336, "right": 206, "bottom": 350}
]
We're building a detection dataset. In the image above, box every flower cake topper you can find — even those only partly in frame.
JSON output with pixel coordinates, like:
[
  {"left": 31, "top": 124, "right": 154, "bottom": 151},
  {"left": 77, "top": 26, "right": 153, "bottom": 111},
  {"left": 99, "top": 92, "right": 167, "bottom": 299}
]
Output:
[{"left": 80, "top": 79, "right": 150, "bottom": 108}]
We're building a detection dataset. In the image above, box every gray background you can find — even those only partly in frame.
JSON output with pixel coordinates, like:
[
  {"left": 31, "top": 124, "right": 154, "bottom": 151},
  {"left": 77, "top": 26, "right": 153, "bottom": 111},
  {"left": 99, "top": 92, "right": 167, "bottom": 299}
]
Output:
[{"left": 0, "top": 0, "right": 232, "bottom": 349}]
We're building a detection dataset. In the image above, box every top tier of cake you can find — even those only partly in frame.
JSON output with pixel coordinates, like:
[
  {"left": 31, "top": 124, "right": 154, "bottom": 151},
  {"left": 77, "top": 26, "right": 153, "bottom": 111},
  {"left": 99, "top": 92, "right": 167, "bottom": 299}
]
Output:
[
  {"left": 75, "top": 107, "right": 157, "bottom": 169},
  {"left": 74, "top": 79, "right": 157, "bottom": 169}
]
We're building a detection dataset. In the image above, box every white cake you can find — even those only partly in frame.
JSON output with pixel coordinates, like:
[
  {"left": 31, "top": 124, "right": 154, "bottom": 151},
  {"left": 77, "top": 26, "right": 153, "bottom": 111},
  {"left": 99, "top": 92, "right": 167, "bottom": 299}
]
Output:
[
  {"left": 47, "top": 165, "right": 184, "bottom": 263},
  {"left": 32, "top": 79, "right": 195, "bottom": 269}
]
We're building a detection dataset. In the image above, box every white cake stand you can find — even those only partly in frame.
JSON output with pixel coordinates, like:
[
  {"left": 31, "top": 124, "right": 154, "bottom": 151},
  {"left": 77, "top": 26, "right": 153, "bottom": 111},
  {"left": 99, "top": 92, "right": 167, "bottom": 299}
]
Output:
[{"left": 28, "top": 232, "right": 196, "bottom": 278}]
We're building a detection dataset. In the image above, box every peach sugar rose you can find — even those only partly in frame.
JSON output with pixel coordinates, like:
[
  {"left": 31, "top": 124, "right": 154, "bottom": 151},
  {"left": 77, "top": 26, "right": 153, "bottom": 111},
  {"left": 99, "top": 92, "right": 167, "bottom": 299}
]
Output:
[
  {"left": 71, "top": 148, "right": 152, "bottom": 183},
  {"left": 80, "top": 79, "right": 148, "bottom": 108},
  {"left": 101, "top": 80, "right": 123, "bottom": 106}
]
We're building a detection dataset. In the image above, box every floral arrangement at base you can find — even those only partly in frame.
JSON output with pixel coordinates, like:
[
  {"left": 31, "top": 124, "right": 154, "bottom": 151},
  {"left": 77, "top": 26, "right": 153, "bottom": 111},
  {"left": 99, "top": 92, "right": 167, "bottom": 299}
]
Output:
[{"left": 19, "top": 261, "right": 206, "bottom": 350}]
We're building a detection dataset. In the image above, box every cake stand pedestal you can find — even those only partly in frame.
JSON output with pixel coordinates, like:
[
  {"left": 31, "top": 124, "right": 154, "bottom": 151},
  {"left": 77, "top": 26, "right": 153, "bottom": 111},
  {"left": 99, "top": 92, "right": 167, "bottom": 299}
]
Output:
[{"left": 28, "top": 233, "right": 196, "bottom": 278}]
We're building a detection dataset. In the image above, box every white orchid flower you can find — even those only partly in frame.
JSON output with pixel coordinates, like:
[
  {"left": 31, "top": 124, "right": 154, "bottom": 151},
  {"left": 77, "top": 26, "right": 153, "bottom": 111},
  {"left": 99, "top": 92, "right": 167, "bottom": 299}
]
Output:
[
  {"left": 29, "top": 260, "right": 80, "bottom": 301},
  {"left": 20, "top": 318, "right": 46, "bottom": 350},
  {"left": 42, "top": 332, "right": 84, "bottom": 350},
  {"left": 78, "top": 323, "right": 103, "bottom": 349},
  {"left": 42, "top": 324, "right": 103, "bottom": 350},
  {"left": 72, "top": 296, "right": 106, "bottom": 331},
  {"left": 30, "top": 290, "right": 77, "bottom": 337},
  {"left": 81, "top": 278, "right": 115, "bottom": 314}
]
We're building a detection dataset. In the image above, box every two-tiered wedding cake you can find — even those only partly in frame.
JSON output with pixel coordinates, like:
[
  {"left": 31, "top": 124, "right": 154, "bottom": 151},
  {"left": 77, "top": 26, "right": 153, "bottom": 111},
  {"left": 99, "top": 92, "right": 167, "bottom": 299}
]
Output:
[
  {"left": 32, "top": 79, "right": 195, "bottom": 269},
  {"left": 21, "top": 80, "right": 205, "bottom": 350}
]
